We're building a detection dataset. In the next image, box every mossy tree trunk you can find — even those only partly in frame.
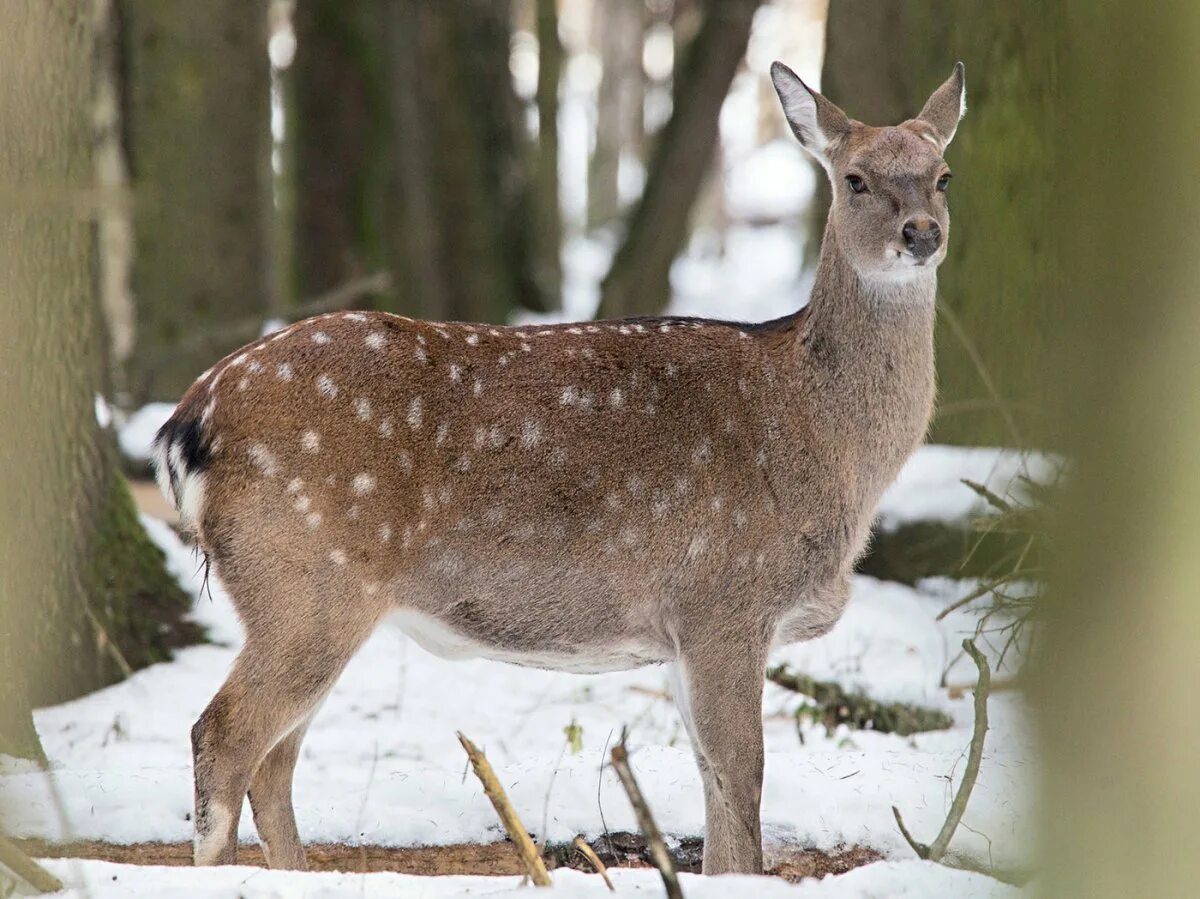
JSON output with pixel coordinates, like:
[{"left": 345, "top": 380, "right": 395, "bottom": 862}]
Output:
[
  {"left": 120, "top": 0, "right": 272, "bottom": 403},
  {"left": 0, "top": 0, "right": 194, "bottom": 761},
  {"left": 290, "top": 0, "right": 551, "bottom": 321},
  {"left": 1039, "top": 1, "right": 1200, "bottom": 894},
  {"left": 597, "top": 0, "right": 761, "bottom": 319},
  {"left": 819, "top": 0, "right": 1058, "bottom": 446}
]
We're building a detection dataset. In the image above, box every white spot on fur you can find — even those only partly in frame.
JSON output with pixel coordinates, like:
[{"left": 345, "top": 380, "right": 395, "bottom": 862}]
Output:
[
  {"left": 473, "top": 378, "right": 483, "bottom": 397},
  {"left": 355, "top": 397, "right": 372, "bottom": 421},
  {"left": 366, "top": 332, "right": 386, "bottom": 350},
  {"left": 232, "top": 353, "right": 248, "bottom": 367},
  {"left": 520, "top": 420, "right": 541, "bottom": 448},
  {"left": 293, "top": 494, "right": 311, "bottom": 513},
  {"left": 345, "top": 312, "right": 367, "bottom": 322},
  {"left": 466, "top": 333, "right": 479, "bottom": 346},
  {"left": 560, "top": 386, "right": 578, "bottom": 406},
  {"left": 286, "top": 478, "right": 304, "bottom": 494},
  {"left": 449, "top": 364, "right": 462, "bottom": 383},
  {"left": 435, "top": 422, "right": 449, "bottom": 446},
  {"left": 312, "top": 331, "right": 331, "bottom": 345},
  {"left": 276, "top": 363, "right": 294, "bottom": 381},
  {"left": 665, "top": 363, "right": 677, "bottom": 378},
  {"left": 237, "top": 377, "right": 249, "bottom": 391},
  {"left": 330, "top": 550, "right": 347, "bottom": 566},
  {"left": 415, "top": 346, "right": 428, "bottom": 363},
  {"left": 380, "top": 417, "right": 394, "bottom": 438},
  {"left": 317, "top": 374, "right": 337, "bottom": 398},
  {"left": 248, "top": 444, "right": 279, "bottom": 477},
  {"left": 609, "top": 387, "right": 623, "bottom": 407},
  {"left": 247, "top": 360, "right": 264, "bottom": 374},
  {"left": 301, "top": 430, "right": 320, "bottom": 453},
  {"left": 407, "top": 397, "right": 424, "bottom": 429},
  {"left": 686, "top": 535, "right": 708, "bottom": 562},
  {"left": 306, "top": 512, "right": 322, "bottom": 529},
  {"left": 520, "top": 342, "right": 532, "bottom": 353},
  {"left": 352, "top": 473, "right": 377, "bottom": 495},
  {"left": 379, "top": 523, "right": 393, "bottom": 542}
]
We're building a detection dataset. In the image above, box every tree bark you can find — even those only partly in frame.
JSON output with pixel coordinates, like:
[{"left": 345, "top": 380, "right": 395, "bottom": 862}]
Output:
[
  {"left": 120, "top": 0, "right": 272, "bottom": 403},
  {"left": 0, "top": 0, "right": 195, "bottom": 761},
  {"left": 532, "top": 0, "right": 564, "bottom": 301},
  {"left": 1039, "top": 2, "right": 1200, "bottom": 895},
  {"left": 819, "top": 0, "right": 1058, "bottom": 447},
  {"left": 597, "top": 0, "right": 761, "bottom": 319}
]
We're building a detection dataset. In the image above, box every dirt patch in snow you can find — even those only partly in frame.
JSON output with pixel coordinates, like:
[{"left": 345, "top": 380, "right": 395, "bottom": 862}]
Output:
[{"left": 19, "top": 836, "right": 879, "bottom": 880}]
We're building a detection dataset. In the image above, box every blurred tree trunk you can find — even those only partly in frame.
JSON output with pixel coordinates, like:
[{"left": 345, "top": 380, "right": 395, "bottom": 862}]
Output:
[
  {"left": 290, "top": 1, "right": 383, "bottom": 304},
  {"left": 819, "top": 0, "right": 1057, "bottom": 447},
  {"left": 291, "top": 0, "right": 550, "bottom": 321},
  {"left": 532, "top": 0, "right": 564, "bottom": 301},
  {"left": 0, "top": 0, "right": 195, "bottom": 760},
  {"left": 1040, "top": 1, "right": 1200, "bottom": 895},
  {"left": 587, "top": 0, "right": 645, "bottom": 230},
  {"left": 597, "top": 0, "right": 760, "bottom": 319},
  {"left": 119, "top": 0, "right": 272, "bottom": 403}
]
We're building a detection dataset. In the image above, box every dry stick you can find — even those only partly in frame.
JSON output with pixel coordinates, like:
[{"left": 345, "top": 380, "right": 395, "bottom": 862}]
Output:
[
  {"left": 609, "top": 731, "right": 684, "bottom": 899},
  {"left": 456, "top": 732, "right": 552, "bottom": 887},
  {"left": 572, "top": 836, "right": 615, "bottom": 891},
  {"left": 0, "top": 833, "right": 63, "bottom": 894},
  {"left": 893, "top": 638, "right": 992, "bottom": 863}
]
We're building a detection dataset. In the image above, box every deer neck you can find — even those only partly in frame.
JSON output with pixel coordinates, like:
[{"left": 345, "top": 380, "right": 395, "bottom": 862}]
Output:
[{"left": 791, "top": 217, "right": 938, "bottom": 501}]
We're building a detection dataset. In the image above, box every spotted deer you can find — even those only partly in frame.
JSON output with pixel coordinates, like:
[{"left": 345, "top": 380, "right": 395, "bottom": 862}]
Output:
[{"left": 153, "top": 62, "right": 965, "bottom": 875}]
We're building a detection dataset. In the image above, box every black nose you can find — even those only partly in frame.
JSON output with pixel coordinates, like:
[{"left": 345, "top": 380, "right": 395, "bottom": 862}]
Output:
[{"left": 902, "top": 219, "right": 941, "bottom": 259}]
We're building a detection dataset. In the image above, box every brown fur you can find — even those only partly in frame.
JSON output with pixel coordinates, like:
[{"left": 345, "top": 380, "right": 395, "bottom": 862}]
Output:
[{"left": 155, "top": 63, "right": 966, "bottom": 875}]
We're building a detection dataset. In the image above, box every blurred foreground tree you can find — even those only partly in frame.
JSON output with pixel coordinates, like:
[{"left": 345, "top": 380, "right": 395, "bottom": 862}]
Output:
[
  {"left": 820, "top": 0, "right": 1057, "bottom": 446},
  {"left": 291, "top": 0, "right": 552, "bottom": 320},
  {"left": 0, "top": 0, "right": 194, "bottom": 760},
  {"left": 119, "top": 0, "right": 273, "bottom": 403},
  {"left": 597, "top": 0, "right": 762, "bottom": 318},
  {"left": 1038, "top": 0, "right": 1200, "bottom": 894}
]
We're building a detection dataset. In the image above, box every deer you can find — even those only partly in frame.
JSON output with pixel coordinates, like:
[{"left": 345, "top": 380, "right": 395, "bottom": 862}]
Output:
[{"left": 152, "top": 61, "right": 965, "bottom": 876}]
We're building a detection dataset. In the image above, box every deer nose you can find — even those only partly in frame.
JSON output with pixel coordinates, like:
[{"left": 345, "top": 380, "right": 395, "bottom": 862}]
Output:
[{"left": 902, "top": 218, "right": 941, "bottom": 259}]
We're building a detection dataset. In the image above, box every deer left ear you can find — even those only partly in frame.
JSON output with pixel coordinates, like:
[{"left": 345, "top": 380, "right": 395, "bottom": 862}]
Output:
[{"left": 917, "top": 62, "right": 967, "bottom": 151}]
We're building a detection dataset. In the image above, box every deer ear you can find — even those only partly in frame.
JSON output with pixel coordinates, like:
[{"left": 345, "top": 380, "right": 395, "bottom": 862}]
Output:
[
  {"left": 770, "top": 61, "right": 850, "bottom": 168},
  {"left": 917, "top": 62, "right": 967, "bottom": 151}
]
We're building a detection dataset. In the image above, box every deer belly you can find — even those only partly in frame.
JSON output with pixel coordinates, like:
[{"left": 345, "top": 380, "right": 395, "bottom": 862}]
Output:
[{"left": 387, "top": 608, "right": 669, "bottom": 674}]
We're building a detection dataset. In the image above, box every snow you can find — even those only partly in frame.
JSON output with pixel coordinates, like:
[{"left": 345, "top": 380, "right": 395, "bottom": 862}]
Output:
[
  {"left": 116, "top": 403, "right": 176, "bottom": 463},
  {"left": 877, "top": 446, "right": 1060, "bottom": 530},
  {"left": 3, "top": 512, "right": 1033, "bottom": 897},
  {"left": 37, "top": 858, "right": 1021, "bottom": 898}
]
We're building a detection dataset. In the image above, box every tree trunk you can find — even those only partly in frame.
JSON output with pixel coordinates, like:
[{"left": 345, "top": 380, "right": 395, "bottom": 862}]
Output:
[
  {"left": 290, "top": 0, "right": 549, "bottom": 322},
  {"left": 819, "top": 0, "right": 1058, "bottom": 447},
  {"left": 532, "top": 0, "right": 564, "bottom": 302},
  {"left": 587, "top": 0, "right": 645, "bottom": 230},
  {"left": 597, "top": 0, "right": 761, "bottom": 319},
  {"left": 1038, "top": 2, "right": 1200, "bottom": 894},
  {"left": 120, "top": 0, "right": 272, "bottom": 403},
  {"left": 290, "top": 0, "right": 385, "bottom": 304},
  {"left": 0, "top": 0, "right": 195, "bottom": 761}
]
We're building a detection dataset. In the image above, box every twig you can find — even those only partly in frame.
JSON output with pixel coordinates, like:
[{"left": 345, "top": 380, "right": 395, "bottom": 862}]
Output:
[
  {"left": 572, "top": 836, "right": 615, "bottom": 891},
  {"left": 456, "top": 732, "right": 551, "bottom": 887},
  {"left": 893, "top": 639, "right": 992, "bottom": 862},
  {"left": 0, "top": 833, "right": 63, "bottom": 893},
  {"left": 609, "top": 729, "right": 683, "bottom": 899}
]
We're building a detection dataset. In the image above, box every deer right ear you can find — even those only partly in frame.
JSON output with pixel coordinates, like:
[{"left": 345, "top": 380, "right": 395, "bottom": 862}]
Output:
[{"left": 770, "top": 62, "right": 850, "bottom": 168}]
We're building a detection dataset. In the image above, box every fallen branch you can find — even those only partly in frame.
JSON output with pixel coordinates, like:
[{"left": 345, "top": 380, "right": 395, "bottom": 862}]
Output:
[
  {"left": 893, "top": 639, "right": 991, "bottom": 862},
  {"left": 609, "top": 729, "right": 683, "bottom": 899},
  {"left": 0, "top": 832, "right": 63, "bottom": 893},
  {"left": 457, "top": 732, "right": 551, "bottom": 887},
  {"left": 767, "top": 665, "right": 953, "bottom": 736},
  {"left": 572, "top": 836, "right": 615, "bottom": 891}
]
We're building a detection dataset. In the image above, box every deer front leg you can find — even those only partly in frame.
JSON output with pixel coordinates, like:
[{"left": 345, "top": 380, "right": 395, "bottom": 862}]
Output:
[{"left": 670, "top": 630, "right": 767, "bottom": 875}]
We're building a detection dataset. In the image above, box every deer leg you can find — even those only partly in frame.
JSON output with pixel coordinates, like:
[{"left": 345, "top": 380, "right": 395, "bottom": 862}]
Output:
[
  {"left": 191, "top": 621, "right": 373, "bottom": 867},
  {"left": 247, "top": 713, "right": 316, "bottom": 870},
  {"left": 671, "top": 634, "right": 767, "bottom": 875}
]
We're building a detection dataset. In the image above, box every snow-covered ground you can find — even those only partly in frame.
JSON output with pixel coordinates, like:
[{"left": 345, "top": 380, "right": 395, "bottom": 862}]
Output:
[{"left": 3, "top": 474, "right": 1035, "bottom": 896}]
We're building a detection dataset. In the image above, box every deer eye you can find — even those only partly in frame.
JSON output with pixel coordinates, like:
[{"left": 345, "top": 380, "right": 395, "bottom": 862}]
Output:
[
  {"left": 937, "top": 173, "right": 953, "bottom": 192},
  {"left": 846, "top": 174, "right": 868, "bottom": 195}
]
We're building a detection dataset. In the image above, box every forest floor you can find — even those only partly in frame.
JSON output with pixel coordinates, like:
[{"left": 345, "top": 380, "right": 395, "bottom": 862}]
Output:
[{"left": 2, "top": 446, "right": 1040, "bottom": 897}]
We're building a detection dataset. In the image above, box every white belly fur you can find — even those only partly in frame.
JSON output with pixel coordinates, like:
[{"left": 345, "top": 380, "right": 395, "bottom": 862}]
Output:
[{"left": 386, "top": 609, "right": 669, "bottom": 674}]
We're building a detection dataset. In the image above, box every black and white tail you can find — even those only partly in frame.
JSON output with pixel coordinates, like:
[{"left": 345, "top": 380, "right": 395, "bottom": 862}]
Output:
[{"left": 151, "top": 409, "right": 212, "bottom": 534}]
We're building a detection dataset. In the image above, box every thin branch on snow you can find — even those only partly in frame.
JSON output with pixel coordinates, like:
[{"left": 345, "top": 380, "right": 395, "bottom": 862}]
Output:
[
  {"left": 0, "top": 833, "right": 63, "bottom": 893},
  {"left": 572, "top": 836, "right": 615, "bottom": 891},
  {"left": 893, "top": 638, "right": 992, "bottom": 863},
  {"left": 609, "top": 729, "right": 683, "bottom": 899},
  {"left": 457, "top": 732, "right": 552, "bottom": 887}
]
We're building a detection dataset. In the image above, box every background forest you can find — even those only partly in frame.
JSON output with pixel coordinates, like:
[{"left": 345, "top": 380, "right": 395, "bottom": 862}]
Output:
[{"left": 9, "top": 0, "right": 1196, "bottom": 896}]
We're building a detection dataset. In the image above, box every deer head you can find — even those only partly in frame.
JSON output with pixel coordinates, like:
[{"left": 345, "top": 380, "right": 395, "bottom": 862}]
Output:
[{"left": 771, "top": 61, "right": 966, "bottom": 283}]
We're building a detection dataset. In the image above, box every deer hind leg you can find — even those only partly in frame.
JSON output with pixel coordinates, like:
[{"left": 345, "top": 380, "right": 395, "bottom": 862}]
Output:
[
  {"left": 247, "top": 713, "right": 317, "bottom": 870},
  {"left": 191, "top": 615, "right": 376, "bottom": 867},
  {"left": 670, "top": 630, "right": 768, "bottom": 875}
]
